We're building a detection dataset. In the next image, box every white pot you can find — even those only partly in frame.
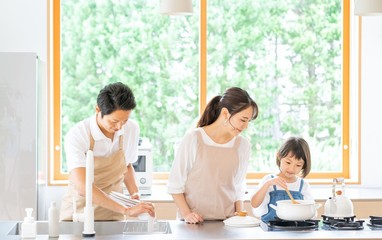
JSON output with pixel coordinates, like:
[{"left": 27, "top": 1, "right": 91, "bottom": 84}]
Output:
[{"left": 270, "top": 200, "right": 322, "bottom": 221}]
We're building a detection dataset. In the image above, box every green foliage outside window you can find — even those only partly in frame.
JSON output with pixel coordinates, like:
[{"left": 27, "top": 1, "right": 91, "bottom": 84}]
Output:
[
  {"left": 206, "top": 0, "right": 342, "bottom": 172},
  {"left": 61, "top": 0, "right": 342, "bottom": 173}
]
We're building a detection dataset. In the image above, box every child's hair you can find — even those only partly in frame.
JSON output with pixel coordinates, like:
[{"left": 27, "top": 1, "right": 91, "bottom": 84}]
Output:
[{"left": 276, "top": 137, "right": 311, "bottom": 178}]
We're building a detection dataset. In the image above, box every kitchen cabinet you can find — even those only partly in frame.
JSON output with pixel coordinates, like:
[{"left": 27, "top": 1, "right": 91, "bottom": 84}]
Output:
[
  {"left": 316, "top": 200, "right": 382, "bottom": 218},
  {"left": 0, "top": 52, "right": 40, "bottom": 220}
]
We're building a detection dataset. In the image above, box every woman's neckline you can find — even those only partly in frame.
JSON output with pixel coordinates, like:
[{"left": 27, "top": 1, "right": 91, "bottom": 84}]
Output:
[{"left": 200, "top": 127, "right": 235, "bottom": 144}]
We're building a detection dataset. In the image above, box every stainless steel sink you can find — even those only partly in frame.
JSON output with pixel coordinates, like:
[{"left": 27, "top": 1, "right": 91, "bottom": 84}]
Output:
[{"left": 6, "top": 220, "right": 171, "bottom": 236}]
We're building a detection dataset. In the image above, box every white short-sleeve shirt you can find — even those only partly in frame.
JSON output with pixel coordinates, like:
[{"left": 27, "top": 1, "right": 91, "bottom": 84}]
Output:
[
  {"left": 167, "top": 128, "right": 251, "bottom": 201},
  {"left": 64, "top": 114, "right": 140, "bottom": 172}
]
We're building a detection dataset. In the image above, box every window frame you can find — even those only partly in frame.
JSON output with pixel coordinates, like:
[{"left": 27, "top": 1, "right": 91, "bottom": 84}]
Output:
[{"left": 48, "top": 0, "right": 356, "bottom": 185}]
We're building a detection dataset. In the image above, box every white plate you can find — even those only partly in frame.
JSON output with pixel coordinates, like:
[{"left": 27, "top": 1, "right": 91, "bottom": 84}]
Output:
[
  {"left": 223, "top": 216, "right": 261, "bottom": 228},
  {"left": 109, "top": 191, "right": 140, "bottom": 207},
  {"left": 224, "top": 222, "right": 260, "bottom": 228}
]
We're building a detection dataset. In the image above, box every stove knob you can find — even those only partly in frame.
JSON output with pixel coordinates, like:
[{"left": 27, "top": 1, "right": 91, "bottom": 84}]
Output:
[{"left": 140, "top": 177, "right": 146, "bottom": 184}]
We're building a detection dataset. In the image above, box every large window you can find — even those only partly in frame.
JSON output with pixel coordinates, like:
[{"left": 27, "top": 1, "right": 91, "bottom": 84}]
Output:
[
  {"left": 206, "top": 0, "right": 350, "bottom": 180},
  {"left": 49, "top": 0, "right": 353, "bottom": 184}
]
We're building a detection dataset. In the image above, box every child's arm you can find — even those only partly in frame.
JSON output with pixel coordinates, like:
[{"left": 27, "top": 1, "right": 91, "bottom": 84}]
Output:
[
  {"left": 250, "top": 180, "right": 272, "bottom": 208},
  {"left": 251, "top": 176, "right": 288, "bottom": 208}
]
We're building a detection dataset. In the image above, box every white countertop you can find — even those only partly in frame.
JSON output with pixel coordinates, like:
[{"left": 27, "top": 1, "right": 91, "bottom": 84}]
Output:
[{"left": 2, "top": 220, "right": 382, "bottom": 240}]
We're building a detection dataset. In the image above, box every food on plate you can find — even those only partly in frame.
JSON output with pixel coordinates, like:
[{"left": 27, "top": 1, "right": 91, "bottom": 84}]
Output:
[{"left": 237, "top": 210, "right": 247, "bottom": 216}]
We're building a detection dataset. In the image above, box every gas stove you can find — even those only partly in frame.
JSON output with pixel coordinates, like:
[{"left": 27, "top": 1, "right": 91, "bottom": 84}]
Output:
[
  {"left": 322, "top": 215, "right": 364, "bottom": 230},
  {"left": 261, "top": 216, "right": 382, "bottom": 232},
  {"left": 367, "top": 216, "right": 382, "bottom": 229},
  {"left": 260, "top": 218, "right": 320, "bottom": 232}
]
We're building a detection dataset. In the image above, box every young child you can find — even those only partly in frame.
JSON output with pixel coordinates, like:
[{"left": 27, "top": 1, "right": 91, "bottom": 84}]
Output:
[{"left": 250, "top": 137, "right": 314, "bottom": 222}]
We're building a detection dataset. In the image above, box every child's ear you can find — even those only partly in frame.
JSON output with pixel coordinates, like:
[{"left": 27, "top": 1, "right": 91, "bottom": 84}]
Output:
[{"left": 276, "top": 152, "right": 280, "bottom": 159}]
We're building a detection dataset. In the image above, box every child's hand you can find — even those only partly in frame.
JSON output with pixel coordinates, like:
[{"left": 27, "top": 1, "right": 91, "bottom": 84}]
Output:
[{"left": 266, "top": 176, "right": 288, "bottom": 189}]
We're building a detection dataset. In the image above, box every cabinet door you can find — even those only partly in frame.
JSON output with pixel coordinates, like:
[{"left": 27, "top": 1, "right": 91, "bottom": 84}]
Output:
[{"left": 0, "top": 52, "right": 38, "bottom": 220}]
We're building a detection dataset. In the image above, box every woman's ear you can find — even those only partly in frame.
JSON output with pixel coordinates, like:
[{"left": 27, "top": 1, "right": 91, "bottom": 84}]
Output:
[
  {"left": 221, "top": 107, "right": 230, "bottom": 119},
  {"left": 95, "top": 105, "right": 101, "bottom": 113}
]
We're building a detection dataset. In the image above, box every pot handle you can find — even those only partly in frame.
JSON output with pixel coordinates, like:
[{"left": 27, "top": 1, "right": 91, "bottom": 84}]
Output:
[
  {"left": 315, "top": 203, "right": 322, "bottom": 210},
  {"left": 269, "top": 204, "right": 278, "bottom": 211}
]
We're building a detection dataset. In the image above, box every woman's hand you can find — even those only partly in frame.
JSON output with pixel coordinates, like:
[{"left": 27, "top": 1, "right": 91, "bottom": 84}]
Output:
[
  {"left": 125, "top": 202, "right": 155, "bottom": 217},
  {"left": 266, "top": 176, "right": 288, "bottom": 190},
  {"left": 184, "top": 211, "right": 203, "bottom": 224}
]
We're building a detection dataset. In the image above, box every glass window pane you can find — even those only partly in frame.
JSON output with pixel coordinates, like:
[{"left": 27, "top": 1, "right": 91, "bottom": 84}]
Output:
[
  {"left": 207, "top": 0, "right": 342, "bottom": 173},
  {"left": 61, "top": 0, "right": 199, "bottom": 172}
]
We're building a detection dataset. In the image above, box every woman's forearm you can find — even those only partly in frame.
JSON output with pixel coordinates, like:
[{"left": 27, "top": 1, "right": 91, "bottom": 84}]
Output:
[{"left": 172, "top": 193, "right": 192, "bottom": 218}]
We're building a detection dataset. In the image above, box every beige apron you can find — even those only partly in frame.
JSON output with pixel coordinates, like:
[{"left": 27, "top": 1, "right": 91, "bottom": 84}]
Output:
[
  {"left": 60, "top": 134, "right": 127, "bottom": 221},
  {"left": 183, "top": 131, "right": 241, "bottom": 220}
]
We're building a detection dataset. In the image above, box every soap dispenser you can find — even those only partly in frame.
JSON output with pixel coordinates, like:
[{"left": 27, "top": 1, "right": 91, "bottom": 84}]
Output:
[
  {"left": 21, "top": 208, "right": 36, "bottom": 239},
  {"left": 48, "top": 201, "right": 60, "bottom": 237}
]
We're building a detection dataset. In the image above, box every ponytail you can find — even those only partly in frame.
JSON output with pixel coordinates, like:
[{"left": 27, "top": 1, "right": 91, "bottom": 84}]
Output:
[
  {"left": 197, "top": 96, "right": 222, "bottom": 127},
  {"left": 196, "top": 87, "right": 258, "bottom": 128}
]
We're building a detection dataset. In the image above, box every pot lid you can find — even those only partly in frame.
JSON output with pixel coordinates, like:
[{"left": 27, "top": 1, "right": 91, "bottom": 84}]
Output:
[{"left": 223, "top": 216, "right": 261, "bottom": 227}]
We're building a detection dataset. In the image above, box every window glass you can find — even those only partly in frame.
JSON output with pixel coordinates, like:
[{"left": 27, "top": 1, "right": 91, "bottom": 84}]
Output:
[
  {"left": 59, "top": 0, "right": 345, "bottom": 176},
  {"left": 61, "top": 0, "right": 199, "bottom": 172},
  {"left": 207, "top": 0, "right": 343, "bottom": 173}
]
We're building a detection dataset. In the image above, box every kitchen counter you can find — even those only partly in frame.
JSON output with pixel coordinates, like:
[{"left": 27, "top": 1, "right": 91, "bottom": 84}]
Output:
[
  {"left": 141, "top": 185, "right": 382, "bottom": 202},
  {"left": 2, "top": 220, "right": 382, "bottom": 239},
  {"left": 137, "top": 186, "right": 382, "bottom": 220}
]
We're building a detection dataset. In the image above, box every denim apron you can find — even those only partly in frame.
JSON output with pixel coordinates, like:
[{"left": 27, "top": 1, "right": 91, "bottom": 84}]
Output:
[{"left": 261, "top": 175, "right": 304, "bottom": 222}]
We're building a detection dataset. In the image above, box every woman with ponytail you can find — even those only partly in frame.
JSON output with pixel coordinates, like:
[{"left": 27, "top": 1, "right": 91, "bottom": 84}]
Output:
[{"left": 167, "top": 87, "right": 258, "bottom": 224}]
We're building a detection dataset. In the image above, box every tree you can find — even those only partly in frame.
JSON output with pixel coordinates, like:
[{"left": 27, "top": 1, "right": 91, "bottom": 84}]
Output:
[{"left": 61, "top": 0, "right": 342, "bottom": 173}]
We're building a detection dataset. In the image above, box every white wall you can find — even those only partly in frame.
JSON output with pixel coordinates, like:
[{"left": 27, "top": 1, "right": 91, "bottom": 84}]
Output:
[
  {"left": 0, "top": 0, "right": 47, "bottom": 61},
  {"left": 0, "top": 0, "right": 381, "bottom": 220},
  {"left": 360, "top": 17, "right": 382, "bottom": 187},
  {"left": 0, "top": 0, "right": 49, "bottom": 220}
]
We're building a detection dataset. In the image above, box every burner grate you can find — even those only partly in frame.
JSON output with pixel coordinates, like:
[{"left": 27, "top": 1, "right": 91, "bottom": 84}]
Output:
[
  {"left": 331, "top": 221, "right": 364, "bottom": 230},
  {"left": 321, "top": 215, "right": 364, "bottom": 230},
  {"left": 266, "top": 219, "right": 319, "bottom": 231},
  {"left": 367, "top": 216, "right": 382, "bottom": 228}
]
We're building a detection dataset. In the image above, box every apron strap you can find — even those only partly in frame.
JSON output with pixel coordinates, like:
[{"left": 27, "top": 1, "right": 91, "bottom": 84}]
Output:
[
  {"left": 233, "top": 136, "right": 241, "bottom": 148},
  {"left": 271, "top": 175, "right": 277, "bottom": 191},
  {"left": 118, "top": 135, "right": 123, "bottom": 150},
  {"left": 299, "top": 179, "right": 304, "bottom": 192},
  {"left": 89, "top": 134, "right": 95, "bottom": 151}
]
